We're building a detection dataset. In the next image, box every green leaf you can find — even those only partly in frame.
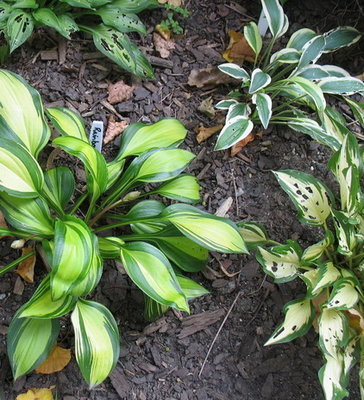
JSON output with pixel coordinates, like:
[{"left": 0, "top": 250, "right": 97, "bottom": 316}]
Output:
[
  {"left": 218, "top": 63, "right": 249, "bottom": 80},
  {"left": 32, "top": 8, "right": 76, "bottom": 39},
  {"left": 311, "top": 261, "right": 341, "bottom": 296},
  {"left": 318, "top": 355, "right": 348, "bottom": 400},
  {"left": 214, "top": 117, "right": 253, "bottom": 150},
  {"left": 318, "top": 77, "right": 364, "bottom": 95},
  {"left": 332, "top": 210, "right": 357, "bottom": 256},
  {"left": 120, "top": 241, "right": 188, "bottom": 311},
  {"left": 150, "top": 174, "right": 200, "bottom": 203},
  {"left": 13, "top": 0, "right": 38, "bottom": 8},
  {"left": 323, "top": 26, "right": 361, "bottom": 53},
  {"left": 7, "top": 312, "right": 59, "bottom": 379},
  {"left": 46, "top": 107, "right": 89, "bottom": 142},
  {"left": 244, "top": 22, "right": 262, "bottom": 57},
  {"left": 287, "top": 28, "right": 317, "bottom": 50},
  {"left": 71, "top": 299, "right": 120, "bottom": 388},
  {"left": 0, "top": 138, "right": 44, "bottom": 198},
  {"left": 261, "top": 0, "right": 287, "bottom": 38},
  {"left": 327, "top": 278, "right": 359, "bottom": 310},
  {"left": 237, "top": 221, "right": 269, "bottom": 250},
  {"left": 270, "top": 48, "right": 300, "bottom": 64},
  {"left": 273, "top": 170, "right": 334, "bottom": 226},
  {"left": 106, "top": 158, "right": 125, "bottom": 190},
  {"left": 265, "top": 298, "right": 314, "bottom": 345},
  {"left": 345, "top": 98, "right": 364, "bottom": 128},
  {"left": 294, "top": 64, "right": 330, "bottom": 80},
  {"left": 98, "top": 236, "right": 125, "bottom": 259},
  {"left": 256, "top": 241, "right": 301, "bottom": 283},
  {"left": 177, "top": 275, "right": 209, "bottom": 300},
  {"left": 0, "top": 69, "right": 50, "bottom": 157},
  {"left": 252, "top": 93, "right": 272, "bottom": 129},
  {"left": 95, "top": 7, "right": 146, "bottom": 34},
  {"left": 111, "top": 0, "right": 158, "bottom": 13},
  {"left": 302, "top": 232, "right": 333, "bottom": 264},
  {"left": 0, "top": 2, "right": 12, "bottom": 22},
  {"left": 248, "top": 68, "right": 271, "bottom": 94},
  {"left": 215, "top": 99, "right": 239, "bottom": 110},
  {"left": 6, "top": 10, "right": 34, "bottom": 53},
  {"left": 144, "top": 294, "right": 168, "bottom": 321},
  {"left": 226, "top": 103, "right": 251, "bottom": 121},
  {"left": 287, "top": 76, "right": 326, "bottom": 111},
  {"left": 296, "top": 35, "right": 326, "bottom": 71}
]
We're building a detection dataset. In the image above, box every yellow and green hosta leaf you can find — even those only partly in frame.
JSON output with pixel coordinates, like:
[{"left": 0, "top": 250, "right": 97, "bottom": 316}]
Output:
[
  {"left": 177, "top": 275, "right": 209, "bottom": 300},
  {"left": 0, "top": 69, "right": 50, "bottom": 157},
  {"left": 237, "top": 221, "right": 270, "bottom": 250},
  {"left": 244, "top": 22, "right": 262, "bottom": 57},
  {"left": 71, "top": 299, "right": 120, "bottom": 388},
  {"left": 265, "top": 298, "right": 314, "bottom": 345},
  {"left": 144, "top": 294, "right": 168, "bottom": 321},
  {"left": 302, "top": 231, "right": 334, "bottom": 263},
  {"left": 120, "top": 241, "right": 188, "bottom": 311},
  {"left": 106, "top": 159, "right": 125, "bottom": 190},
  {"left": 345, "top": 98, "right": 364, "bottom": 128},
  {"left": 327, "top": 279, "right": 359, "bottom": 310},
  {"left": 0, "top": 138, "right": 44, "bottom": 198},
  {"left": 273, "top": 170, "right": 333, "bottom": 226},
  {"left": 300, "top": 269, "right": 319, "bottom": 294},
  {"left": 7, "top": 312, "right": 59, "bottom": 379},
  {"left": 311, "top": 261, "right": 341, "bottom": 296},
  {"left": 46, "top": 107, "right": 89, "bottom": 142},
  {"left": 98, "top": 236, "right": 125, "bottom": 259},
  {"left": 332, "top": 210, "right": 357, "bottom": 256},
  {"left": 256, "top": 241, "right": 301, "bottom": 283},
  {"left": 318, "top": 355, "right": 348, "bottom": 400}
]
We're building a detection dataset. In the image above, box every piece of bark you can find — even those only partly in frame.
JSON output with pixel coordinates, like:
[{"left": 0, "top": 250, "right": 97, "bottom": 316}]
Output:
[{"left": 177, "top": 309, "right": 225, "bottom": 338}]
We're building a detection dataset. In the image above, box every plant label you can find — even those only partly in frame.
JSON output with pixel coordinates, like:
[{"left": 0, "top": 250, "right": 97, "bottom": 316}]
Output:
[{"left": 89, "top": 121, "right": 104, "bottom": 152}]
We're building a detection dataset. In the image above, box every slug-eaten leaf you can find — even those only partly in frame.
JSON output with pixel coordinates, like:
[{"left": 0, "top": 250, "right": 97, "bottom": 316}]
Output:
[
  {"left": 311, "top": 261, "right": 341, "bottom": 296},
  {"left": 237, "top": 221, "right": 269, "bottom": 249},
  {"left": 318, "top": 355, "right": 349, "bottom": 400},
  {"left": 327, "top": 279, "right": 359, "bottom": 310}
]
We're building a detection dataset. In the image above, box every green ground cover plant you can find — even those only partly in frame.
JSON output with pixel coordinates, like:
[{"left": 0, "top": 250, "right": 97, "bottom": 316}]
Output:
[
  {"left": 0, "top": 69, "right": 248, "bottom": 387},
  {"left": 160, "top": 3, "right": 189, "bottom": 35},
  {"left": 0, "top": 0, "right": 158, "bottom": 77},
  {"left": 215, "top": 0, "right": 364, "bottom": 151}
]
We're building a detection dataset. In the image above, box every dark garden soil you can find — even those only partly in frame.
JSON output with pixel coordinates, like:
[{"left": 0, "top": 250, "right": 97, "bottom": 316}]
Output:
[{"left": 0, "top": 0, "right": 363, "bottom": 399}]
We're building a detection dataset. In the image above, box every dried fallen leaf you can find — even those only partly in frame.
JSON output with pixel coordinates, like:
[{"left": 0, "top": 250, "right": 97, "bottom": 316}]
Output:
[
  {"left": 16, "top": 386, "right": 55, "bottom": 400},
  {"left": 188, "top": 67, "right": 239, "bottom": 88},
  {"left": 35, "top": 344, "right": 71, "bottom": 374},
  {"left": 158, "top": 0, "right": 183, "bottom": 5},
  {"left": 0, "top": 211, "right": 8, "bottom": 229},
  {"left": 16, "top": 246, "right": 36, "bottom": 283},
  {"left": 197, "top": 97, "right": 215, "bottom": 118},
  {"left": 155, "top": 24, "right": 171, "bottom": 40},
  {"left": 195, "top": 124, "right": 223, "bottom": 143},
  {"left": 107, "top": 80, "right": 135, "bottom": 105},
  {"left": 347, "top": 309, "right": 364, "bottom": 334},
  {"left": 153, "top": 32, "right": 175, "bottom": 58},
  {"left": 230, "top": 132, "right": 255, "bottom": 157},
  {"left": 223, "top": 30, "right": 255, "bottom": 64},
  {"left": 104, "top": 115, "right": 129, "bottom": 144}
]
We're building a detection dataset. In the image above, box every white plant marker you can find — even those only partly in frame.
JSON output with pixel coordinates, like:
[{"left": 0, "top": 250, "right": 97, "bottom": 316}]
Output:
[{"left": 89, "top": 121, "right": 104, "bottom": 152}]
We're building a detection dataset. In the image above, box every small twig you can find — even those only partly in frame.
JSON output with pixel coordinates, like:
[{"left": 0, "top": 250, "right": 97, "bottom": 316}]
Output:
[{"left": 199, "top": 290, "right": 242, "bottom": 377}]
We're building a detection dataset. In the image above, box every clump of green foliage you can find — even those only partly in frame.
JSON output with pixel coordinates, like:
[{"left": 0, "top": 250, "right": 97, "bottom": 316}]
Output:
[
  {"left": 239, "top": 131, "right": 364, "bottom": 400},
  {"left": 0, "top": 69, "right": 248, "bottom": 387},
  {"left": 215, "top": 0, "right": 363, "bottom": 151},
  {"left": 160, "top": 3, "right": 189, "bottom": 35},
  {"left": 0, "top": 0, "right": 159, "bottom": 77}
]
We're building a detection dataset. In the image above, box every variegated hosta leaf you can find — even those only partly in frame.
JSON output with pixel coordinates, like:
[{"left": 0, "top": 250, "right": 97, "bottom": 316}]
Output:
[
  {"left": 273, "top": 170, "right": 334, "bottom": 226},
  {"left": 144, "top": 294, "right": 168, "bottom": 321},
  {"left": 318, "top": 355, "right": 348, "bottom": 400},
  {"left": 265, "top": 298, "right": 314, "bottom": 345},
  {"left": 343, "top": 335, "right": 359, "bottom": 376},
  {"left": 323, "top": 26, "right": 361, "bottom": 53},
  {"left": 287, "top": 28, "right": 317, "bottom": 50},
  {"left": 270, "top": 48, "right": 300, "bottom": 64},
  {"left": 332, "top": 210, "right": 357, "bottom": 256},
  {"left": 296, "top": 35, "right": 326, "bottom": 71},
  {"left": 294, "top": 64, "right": 330, "bottom": 80},
  {"left": 318, "top": 77, "right": 364, "bottom": 95},
  {"left": 71, "top": 299, "right": 120, "bottom": 388},
  {"left": 252, "top": 93, "right": 272, "bottom": 129},
  {"left": 18, "top": 275, "right": 76, "bottom": 319},
  {"left": 46, "top": 107, "right": 89, "bottom": 142},
  {"left": 248, "top": 68, "right": 271, "bottom": 94},
  {"left": 106, "top": 158, "right": 125, "bottom": 190},
  {"left": 0, "top": 69, "right": 50, "bottom": 158},
  {"left": 0, "top": 138, "right": 44, "bottom": 198},
  {"left": 237, "top": 221, "right": 269, "bottom": 249},
  {"left": 302, "top": 232, "right": 333, "bottom": 263},
  {"left": 261, "top": 0, "right": 287, "bottom": 38},
  {"left": 287, "top": 76, "right": 326, "bottom": 111},
  {"left": 7, "top": 313, "right": 60, "bottom": 379},
  {"left": 226, "top": 103, "right": 251, "bottom": 121},
  {"left": 161, "top": 204, "right": 247, "bottom": 254},
  {"left": 117, "top": 119, "right": 187, "bottom": 160},
  {"left": 256, "top": 241, "right": 301, "bottom": 283},
  {"left": 98, "top": 236, "right": 125, "bottom": 259},
  {"left": 345, "top": 98, "right": 364, "bottom": 128},
  {"left": 215, "top": 99, "right": 239, "bottom": 110},
  {"left": 177, "top": 275, "right": 209, "bottom": 300},
  {"left": 218, "top": 63, "right": 250, "bottom": 80},
  {"left": 120, "top": 241, "right": 188, "bottom": 311},
  {"left": 300, "top": 269, "right": 318, "bottom": 294},
  {"left": 327, "top": 278, "right": 359, "bottom": 310},
  {"left": 6, "top": 10, "right": 34, "bottom": 53},
  {"left": 311, "top": 261, "right": 341, "bottom": 296},
  {"left": 0, "top": 192, "right": 53, "bottom": 236},
  {"left": 125, "top": 199, "right": 166, "bottom": 223},
  {"left": 244, "top": 22, "right": 262, "bottom": 57},
  {"left": 214, "top": 117, "right": 254, "bottom": 151}
]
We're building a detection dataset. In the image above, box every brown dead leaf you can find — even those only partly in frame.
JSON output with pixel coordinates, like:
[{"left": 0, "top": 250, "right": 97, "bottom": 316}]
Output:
[
  {"left": 158, "top": 0, "right": 183, "bottom": 5},
  {"left": 107, "top": 80, "right": 135, "bottom": 105},
  {"left": 104, "top": 115, "right": 129, "bottom": 145},
  {"left": 16, "top": 246, "right": 36, "bottom": 283},
  {"left": 16, "top": 386, "right": 55, "bottom": 400},
  {"left": 0, "top": 211, "right": 8, "bottom": 229},
  {"left": 35, "top": 344, "right": 71, "bottom": 374},
  {"left": 197, "top": 97, "right": 215, "bottom": 118},
  {"left": 223, "top": 30, "right": 255, "bottom": 64},
  {"left": 155, "top": 24, "right": 171, "bottom": 40},
  {"left": 195, "top": 124, "right": 223, "bottom": 143},
  {"left": 188, "top": 67, "right": 239, "bottom": 88},
  {"left": 230, "top": 132, "right": 255, "bottom": 156},
  {"left": 153, "top": 32, "right": 175, "bottom": 58},
  {"left": 347, "top": 309, "right": 364, "bottom": 334}
]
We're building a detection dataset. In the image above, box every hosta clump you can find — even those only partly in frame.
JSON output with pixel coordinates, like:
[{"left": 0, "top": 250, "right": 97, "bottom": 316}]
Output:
[
  {"left": 0, "top": 69, "right": 248, "bottom": 387},
  {"left": 239, "top": 132, "right": 364, "bottom": 399},
  {"left": 215, "top": 0, "right": 364, "bottom": 151},
  {"left": 0, "top": 0, "right": 158, "bottom": 77}
]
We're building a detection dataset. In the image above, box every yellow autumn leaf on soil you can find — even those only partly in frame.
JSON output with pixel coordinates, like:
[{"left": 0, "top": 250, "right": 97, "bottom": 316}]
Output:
[
  {"left": 35, "top": 344, "right": 71, "bottom": 374},
  {"left": 16, "top": 387, "right": 55, "bottom": 400},
  {"left": 223, "top": 30, "right": 255, "bottom": 64},
  {"left": 16, "top": 247, "right": 36, "bottom": 283}
]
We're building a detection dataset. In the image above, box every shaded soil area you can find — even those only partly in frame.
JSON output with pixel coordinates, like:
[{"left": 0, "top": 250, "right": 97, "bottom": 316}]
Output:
[{"left": 0, "top": 0, "right": 363, "bottom": 399}]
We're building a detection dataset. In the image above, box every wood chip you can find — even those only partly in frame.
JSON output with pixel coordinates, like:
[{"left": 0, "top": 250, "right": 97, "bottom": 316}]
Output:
[
  {"left": 13, "top": 277, "right": 24, "bottom": 296},
  {"left": 109, "top": 366, "right": 132, "bottom": 398},
  {"left": 177, "top": 309, "right": 225, "bottom": 338},
  {"left": 215, "top": 197, "right": 233, "bottom": 217}
]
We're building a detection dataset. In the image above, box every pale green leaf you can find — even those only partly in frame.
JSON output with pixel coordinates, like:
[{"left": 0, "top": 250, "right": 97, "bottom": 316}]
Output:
[
  {"left": 214, "top": 117, "right": 253, "bottom": 150},
  {"left": 150, "top": 174, "right": 200, "bottom": 203},
  {"left": 218, "top": 63, "right": 249, "bottom": 80},
  {"left": 6, "top": 10, "right": 34, "bottom": 53},
  {"left": 327, "top": 279, "right": 359, "bottom": 310},
  {"left": 248, "top": 68, "right": 271, "bottom": 94},
  {"left": 252, "top": 93, "right": 272, "bottom": 129},
  {"left": 244, "top": 22, "right": 262, "bottom": 56}
]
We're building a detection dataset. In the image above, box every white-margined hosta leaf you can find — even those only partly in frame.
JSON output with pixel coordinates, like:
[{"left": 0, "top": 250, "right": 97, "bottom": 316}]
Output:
[
  {"left": 120, "top": 241, "right": 188, "bottom": 311},
  {"left": 218, "top": 63, "right": 249, "bottom": 80},
  {"left": 323, "top": 26, "right": 361, "bottom": 53},
  {"left": 248, "top": 68, "right": 271, "bottom": 94},
  {"left": 345, "top": 98, "right": 364, "bottom": 128},
  {"left": 273, "top": 170, "right": 334, "bottom": 226},
  {"left": 214, "top": 117, "right": 254, "bottom": 150},
  {"left": 261, "top": 0, "right": 287, "bottom": 38},
  {"left": 117, "top": 119, "right": 187, "bottom": 160},
  {"left": 7, "top": 312, "right": 60, "bottom": 379},
  {"left": 0, "top": 192, "right": 53, "bottom": 236},
  {"left": 46, "top": 107, "right": 89, "bottom": 142},
  {"left": 287, "top": 76, "right": 326, "bottom": 111},
  {"left": 71, "top": 299, "right": 120, "bottom": 388},
  {"left": 244, "top": 21, "right": 262, "bottom": 57},
  {"left": 311, "top": 261, "right": 341, "bottom": 296},
  {"left": 256, "top": 241, "right": 301, "bottom": 283},
  {"left": 294, "top": 65, "right": 330, "bottom": 80},
  {"left": 161, "top": 204, "right": 247, "bottom": 254},
  {"left": 287, "top": 28, "right": 316, "bottom": 50},
  {"left": 177, "top": 275, "right": 209, "bottom": 300},
  {"left": 226, "top": 103, "right": 251, "bottom": 121},
  {"left": 318, "top": 77, "right": 364, "bottom": 95},
  {"left": 265, "top": 298, "right": 314, "bottom": 345},
  {"left": 237, "top": 221, "right": 269, "bottom": 250},
  {"left": 327, "top": 278, "right": 359, "bottom": 310},
  {"left": 215, "top": 99, "right": 239, "bottom": 110},
  {"left": 270, "top": 48, "right": 300, "bottom": 64},
  {"left": 321, "top": 65, "right": 350, "bottom": 78},
  {"left": 319, "top": 110, "right": 347, "bottom": 149},
  {"left": 95, "top": 7, "right": 146, "bottom": 34},
  {"left": 295, "top": 35, "right": 326, "bottom": 72},
  {"left": 0, "top": 70, "right": 50, "bottom": 158},
  {"left": 302, "top": 232, "right": 333, "bottom": 263},
  {"left": 18, "top": 275, "right": 76, "bottom": 319},
  {"left": 6, "top": 10, "right": 34, "bottom": 53},
  {"left": 332, "top": 210, "right": 357, "bottom": 256},
  {"left": 318, "top": 355, "right": 348, "bottom": 400},
  {"left": 252, "top": 93, "right": 272, "bottom": 129},
  {"left": 0, "top": 138, "right": 44, "bottom": 198}
]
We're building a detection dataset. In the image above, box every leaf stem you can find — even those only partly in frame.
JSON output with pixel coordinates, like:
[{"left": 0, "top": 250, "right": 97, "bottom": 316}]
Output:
[{"left": 0, "top": 250, "right": 35, "bottom": 276}]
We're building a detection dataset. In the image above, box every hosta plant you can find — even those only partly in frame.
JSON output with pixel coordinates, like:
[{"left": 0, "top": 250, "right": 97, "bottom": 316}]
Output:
[
  {"left": 0, "top": 69, "right": 248, "bottom": 387},
  {"left": 238, "top": 132, "right": 364, "bottom": 399},
  {"left": 0, "top": 0, "right": 158, "bottom": 77},
  {"left": 215, "top": 0, "right": 364, "bottom": 151}
]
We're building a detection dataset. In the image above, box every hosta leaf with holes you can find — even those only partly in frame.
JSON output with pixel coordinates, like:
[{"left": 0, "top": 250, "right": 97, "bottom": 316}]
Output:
[
  {"left": 117, "top": 119, "right": 186, "bottom": 160},
  {"left": 177, "top": 275, "right": 209, "bottom": 300},
  {"left": 300, "top": 269, "right": 318, "bottom": 294},
  {"left": 110, "top": 0, "right": 158, "bottom": 13},
  {"left": 327, "top": 278, "right": 359, "bottom": 310},
  {"left": 46, "top": 107, "right": 89, "bottom": 142},
  {"left": 0, "top": 69, "right": 50, "bottom": 157},
  {"left": 256, "top": 241, "right": 301, "bottom": 283},
  {"left": 218, "top": 63, "right": 249, "bottom": 80},
  {"left": 270, "top": 48, "right": 300, "bottom": 64},
  {"left": 0, "top": 192, "right": 53, "bottom": 236},
  {"left": 161, "top": 204, "right": 247, "bottom": 254},
  {"left": 6, "top": 10, "right": 34, "bottom": 53},
  {"left": 261, "top": 0, "right": 287, "bottom": 38},
  {"left": 237, "top": 221, "right": 270, "bottom": 250},
  {"left": 296, "top": 35, "right": 326, "bottom": 71},
  {"left": 332, "top": 210, "right": 357, "bottom": 256},
  {"left": 318, "top": 355, "right": 348, "bottom": 400},
  {"left": 248, "top": 69, "right": 271, "bottom": 94},
  {"left": 120, "top": 241, "right": 188, "bottom": 311},
  {"left": 265, "top": 298, "right": 314, "bottom": 345},
  {"left": 18, "top": 275, "right": 76, "bottom": 319},
  {"left": 59, "top": 0, "right": 93, "bottom": 7},
  {"left": 0, "top": 3, "right": 11, "bottom": 22},
  {"left": 273, "top": 170, "right": 334, "bottom": 226},
  {"left": 318, "top": 77, "right": 364, "bottom": 95},
  {"left": 71, "top": 299, "right": 119, "bottom": 388},
  {"left": 7, "top": 312, "right": 59, "bottom": 379},
  {"left": 244, "top": 22, "right": 262, "bottom": 57},
  {"left": 287, "top": 28, "right": 317, "bottom": 50},
  {"left": 287, "top": 77, "right": 326, "bottom": 111},
  {"left": 32, "top": 8, "right": 76, "bottom": 39},
  {"left": 252, "top": 93, "right": 272, "bottom": 129},
  {"left": 302, "top": 231, "right": 333, "bottom": 263},
  {"left": 323, "top": 26, "right": 361, "bottom": 53},
  {"left": 345, "top": 98, "right": 364, "bottom": 128},
  {"left": 343, "top": 336, "right": 359, "bottom": 376},
  {"left": 43, "top": 168, "right": 75, "bottom": 214},
  {"left": 311, "top": 261, "right": 341, "bottom": 296},
  {"left": 95, "top": 7, "right": 146, "bottom": 34},
  {"left": 0, "top": 138, "right": 44, "bottom": 198},
  {"left": 214, "top": 117, "right": 253, "bottom": 150}
]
